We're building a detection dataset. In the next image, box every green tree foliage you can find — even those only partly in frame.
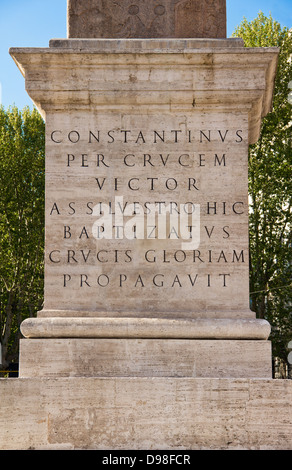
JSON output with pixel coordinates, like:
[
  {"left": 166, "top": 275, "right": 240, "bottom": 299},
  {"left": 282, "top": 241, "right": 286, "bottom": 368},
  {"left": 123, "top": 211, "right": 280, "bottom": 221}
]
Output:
[
  {"left": 233, "top": 13, "right": 292, "bottom": 364},
  {"left": 0, "top": 106, "right": 45, "bottom": 369}
]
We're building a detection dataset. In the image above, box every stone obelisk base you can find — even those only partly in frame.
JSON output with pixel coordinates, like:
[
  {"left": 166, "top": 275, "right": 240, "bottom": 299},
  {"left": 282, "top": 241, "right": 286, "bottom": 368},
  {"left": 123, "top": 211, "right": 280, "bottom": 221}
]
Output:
[{"left": 5, "top": 34, "right": 288, "bottom": 451}]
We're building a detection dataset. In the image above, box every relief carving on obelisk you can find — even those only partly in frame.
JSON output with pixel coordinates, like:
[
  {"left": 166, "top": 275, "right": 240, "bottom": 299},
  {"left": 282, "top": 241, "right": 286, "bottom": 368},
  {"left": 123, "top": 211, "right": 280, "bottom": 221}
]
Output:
[{"left": 67, "top": 0, "right": 226, "bottom": 38}]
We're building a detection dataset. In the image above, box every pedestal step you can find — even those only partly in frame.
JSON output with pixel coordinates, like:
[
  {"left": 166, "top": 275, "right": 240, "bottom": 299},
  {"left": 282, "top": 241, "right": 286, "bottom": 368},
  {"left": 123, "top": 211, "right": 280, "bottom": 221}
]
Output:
[
  {"left": 0, "top": 377, "right": 291, "bottom": 450},
  {"left": 19, "top": 338, "right": 272, "bottom": 378}
]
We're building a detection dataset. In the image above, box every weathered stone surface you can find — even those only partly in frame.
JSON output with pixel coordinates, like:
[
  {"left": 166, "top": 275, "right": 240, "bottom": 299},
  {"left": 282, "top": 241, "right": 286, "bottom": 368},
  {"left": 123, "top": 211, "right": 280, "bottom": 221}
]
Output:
[
  {"left": 8, "top": 37, "right": 279, "bottom": 395},
  {"left": 19, "top": 338, "right": 272, "bottom": 378},
  {"left": 20, "top": 317, "right": 271, "bottom": 339},
  {"left": 4, "top": 3, "right": 286, "bottom": 454},
  {"left": 67, "top": 0, "right": 227, "bottom": 39},
  {"left": 50, "top": 37, "right": 243, "bottom": 50},
  {"left": 9, "top": 41, "right": 278, "bottom": 328},
  {"left": 4, "top": 32, "right": 287, "bottom": 453},
  {"left": 175, "top": 0, "right": 226, "bottom": 38},
  {"left": 0, "top": 377, "right": 291, "bottom": 450},
  {"left": 8, "top": 40, "right": 279, "bottom": 380}
]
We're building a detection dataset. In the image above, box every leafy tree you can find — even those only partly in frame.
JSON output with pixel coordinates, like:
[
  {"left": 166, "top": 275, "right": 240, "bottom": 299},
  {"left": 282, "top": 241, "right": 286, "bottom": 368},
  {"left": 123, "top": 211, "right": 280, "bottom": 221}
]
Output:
[
  {"left": 0, "top": 106, "right": 45, "bottom": 370},
  {"left": 233, "top": 13, "right": 292, "bottom": 370}
]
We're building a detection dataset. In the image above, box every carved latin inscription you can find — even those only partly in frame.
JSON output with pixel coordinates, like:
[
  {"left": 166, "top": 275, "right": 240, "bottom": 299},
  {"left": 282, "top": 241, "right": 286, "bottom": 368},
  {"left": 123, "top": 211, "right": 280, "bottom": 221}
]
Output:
[{"left": 44, "top": 113, "right": 249, "bottom": 316}]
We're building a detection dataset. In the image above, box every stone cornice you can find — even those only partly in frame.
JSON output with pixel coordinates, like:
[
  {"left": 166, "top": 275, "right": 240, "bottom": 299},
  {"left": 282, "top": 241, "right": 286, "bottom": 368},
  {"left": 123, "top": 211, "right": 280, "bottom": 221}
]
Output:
[{"left": 10, "top": 39, "right": 279, "bottom": 144}]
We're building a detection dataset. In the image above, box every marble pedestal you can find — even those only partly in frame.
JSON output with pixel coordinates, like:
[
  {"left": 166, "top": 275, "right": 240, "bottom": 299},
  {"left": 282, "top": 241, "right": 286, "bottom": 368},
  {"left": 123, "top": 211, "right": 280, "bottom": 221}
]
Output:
[
  {"left": 10, "top": 38, "right": 279, "bottom": 378},
  {"left": 19, "top": 317, "right": 272, "bottom": 378},
  {"left": 4, "top": 39, "right": 290, "bottom": 451}
]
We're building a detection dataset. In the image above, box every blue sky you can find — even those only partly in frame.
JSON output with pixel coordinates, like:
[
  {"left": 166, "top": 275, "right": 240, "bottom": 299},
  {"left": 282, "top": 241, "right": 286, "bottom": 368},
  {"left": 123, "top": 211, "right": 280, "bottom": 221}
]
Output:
[{"left": 0, "top": 0, "right": 291, "bottom": 109}]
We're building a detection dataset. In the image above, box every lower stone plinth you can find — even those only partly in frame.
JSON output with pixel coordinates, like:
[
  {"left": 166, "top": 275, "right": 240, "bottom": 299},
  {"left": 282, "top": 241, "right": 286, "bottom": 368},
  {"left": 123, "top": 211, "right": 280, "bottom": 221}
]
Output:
[
  {"left": 0, "top": 377, "right": 291, "bottom": 450},
  {"left": 19, "top": 338, "right": 272, "bottom": 378}
]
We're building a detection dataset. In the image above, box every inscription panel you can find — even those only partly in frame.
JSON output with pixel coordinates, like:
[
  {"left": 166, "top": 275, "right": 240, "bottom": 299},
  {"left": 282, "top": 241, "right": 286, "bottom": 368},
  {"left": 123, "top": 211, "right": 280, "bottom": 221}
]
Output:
[{"left": 44, "top": 111, "right": 250, "bottom": 318}]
